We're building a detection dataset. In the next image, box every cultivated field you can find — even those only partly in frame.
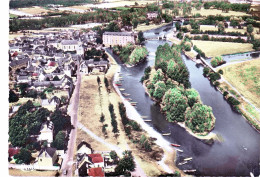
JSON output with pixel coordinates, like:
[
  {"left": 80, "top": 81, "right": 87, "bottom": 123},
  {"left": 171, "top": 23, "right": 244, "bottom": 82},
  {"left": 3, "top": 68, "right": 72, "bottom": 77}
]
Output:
[
  {"left": 9, "top": 169, "right": 57, "bottom": 176},
  {"left": 221, "top": 58, "right": 260, "bottom": 108},
  {"left": 191, "top": 8, "right": 249, "bottom": 17},
  {"left": 17, "top": 6, "right": 52, "bottom": 15},
  {"left": 200, "top": 25, "right": 260, "bottom": 34},
  {"left": 192, "top": 40, "right": 254, "bottom": 57}
]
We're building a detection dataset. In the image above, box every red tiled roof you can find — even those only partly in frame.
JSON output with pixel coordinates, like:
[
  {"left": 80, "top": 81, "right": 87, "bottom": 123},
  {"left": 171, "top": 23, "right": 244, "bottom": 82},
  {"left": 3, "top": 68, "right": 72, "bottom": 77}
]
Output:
[
  {"left": 48, "top": 61, "right": 56, "bottom": 66},
  {"left": 8, "top": 148, "right": 20, "bottom": 157},
  {"left": 32, "top": 73, "right": 38, "bottom": 76},
  {"left": 12, "top": 51, "right": 18, "bottom": 57},
  {"left": 88, "top": 167, "right": 104, "bottom": 177},
  {"left": 88, "top": 154, "right": 103, "bottom": 163}
]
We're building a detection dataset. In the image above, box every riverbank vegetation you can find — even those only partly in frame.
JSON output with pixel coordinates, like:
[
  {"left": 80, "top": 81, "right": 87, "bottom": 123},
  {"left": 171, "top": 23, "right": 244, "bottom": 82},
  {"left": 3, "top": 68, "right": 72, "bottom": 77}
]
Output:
[
  {"left": 142, "top": 43, "right": 215, "bottom": 135},
  {"left": 210, "top": 56, "right": 226, "bottom": 67},
  {"left": 112, "top": 43, "right": 148, "bottom": 66}
]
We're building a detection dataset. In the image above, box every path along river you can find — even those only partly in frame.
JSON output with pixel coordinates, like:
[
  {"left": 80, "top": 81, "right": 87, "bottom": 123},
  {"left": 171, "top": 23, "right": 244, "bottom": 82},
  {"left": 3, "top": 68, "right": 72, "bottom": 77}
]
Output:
[{"left": 106, "top": 22, "right": 260, "bottom": 176}]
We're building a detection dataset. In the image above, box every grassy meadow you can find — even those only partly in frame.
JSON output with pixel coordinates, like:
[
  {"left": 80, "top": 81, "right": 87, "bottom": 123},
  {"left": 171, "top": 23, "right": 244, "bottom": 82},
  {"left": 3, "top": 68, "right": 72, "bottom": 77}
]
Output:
[{"left": 192, "top": 40, "right": 254, "bottom": 57}]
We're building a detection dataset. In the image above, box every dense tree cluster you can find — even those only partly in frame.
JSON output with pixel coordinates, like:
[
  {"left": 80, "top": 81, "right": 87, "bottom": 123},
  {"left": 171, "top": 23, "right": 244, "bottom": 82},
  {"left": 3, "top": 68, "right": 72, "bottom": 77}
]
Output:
[
  {"left": 142, "top": 43, "right": 215, "bottom": 134},
  {"left": 210, "top": 56, "right": 226, "bottom": 67},
  {"left": 203, "top": 1, "right": 250, "bottom": 13},
  {"left": 9, "top": 100, "right": 71, "bottom": 148},
  {"left": 108, "top": 103, "right": 119, "bottom": 134},
  {"left": 10, "top": 0, "right": 94, "bottom": 8}
]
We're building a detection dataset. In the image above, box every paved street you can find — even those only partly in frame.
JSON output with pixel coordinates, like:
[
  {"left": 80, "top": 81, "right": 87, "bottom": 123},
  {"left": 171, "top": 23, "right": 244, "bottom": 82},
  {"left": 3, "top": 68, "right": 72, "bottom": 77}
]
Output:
[{"left": 61, "top": 62, "right": 81, "bottom": 176}]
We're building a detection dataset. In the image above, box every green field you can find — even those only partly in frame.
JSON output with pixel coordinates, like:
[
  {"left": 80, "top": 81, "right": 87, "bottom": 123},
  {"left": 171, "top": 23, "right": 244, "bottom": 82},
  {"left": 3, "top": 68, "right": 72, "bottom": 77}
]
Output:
[
  {"left": 9, "top": 14, "right": 18, "bottom": 18},
  {"left": 192, "top": 40, "right": 254, "bottom": 57},
  {"left": 222, "top": 59, "right": 260, "bottom": 108}
]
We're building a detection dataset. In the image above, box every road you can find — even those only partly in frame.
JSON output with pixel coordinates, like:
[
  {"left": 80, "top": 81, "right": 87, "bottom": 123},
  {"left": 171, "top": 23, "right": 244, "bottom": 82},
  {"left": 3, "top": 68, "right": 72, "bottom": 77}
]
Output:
[{"left": 61, "top": 61, "right": 81, "bottom": 176}]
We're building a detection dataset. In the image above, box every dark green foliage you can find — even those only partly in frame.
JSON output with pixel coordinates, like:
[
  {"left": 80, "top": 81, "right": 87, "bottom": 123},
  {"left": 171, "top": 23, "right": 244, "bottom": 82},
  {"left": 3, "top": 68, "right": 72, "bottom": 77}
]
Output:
[
  {"left": 214, "top": 81, "right": 220, "bottom": 87},
  {"left": 18, "top": 83, "right": 29, "bottom": 97},
  {"left": 223, "top": 91, "right": 229, "bottom": 97},
  {"left": 97, "top": 76, "right": 101, "bottom": 85},
  {"left": 227, "top": 96, "right": 240, "bottom": 105},
  {"left": 118, "top": 103, "right": 129, "bottom": 126},
  {"left": 53, "top": 76, "right": 60, "bottom": 81},
  {"left": 10, "top": 0, "right": 94, "bottom": 8},
  {"left": 115, "top": 151, "right": 136, "bottom": 174},
  {"left": 109, "top": 104, "right": 118, "bottom": 134},
  {"left": 109, "top": 150, "right": 118, "bottom": 162},
  {"left": 252, "top": 39, "right": 260, "bottom": 50},
  {"left": 152, "top": 81, "right": 167, "bottom": 100},
  {"left": 203, "top": 67, "right": 210, "bottom": 76},
  {"left": 14, "top": 148, "right": 32, "bottom": 164},
  {"left": 51, "top": 109, "right": 71, "bottom": 134},
  {"left": 51, "top": 131, "right": 66, "bottom": 150},
  {"left": 218, "top": 69, "right": 223, "bottom": 75},
  {"left": 25, "top": 89, "right": 38, "bottom": 99},
  {"left": 175, "top": 22, "right": 181, "bottom": 31},
  {"left": 193, "top": 45, "right": 206, "bottom": 58},
  {"left": 102, "top": 124, "right": 108, "bottom": 134},
  {"left": 185, "top": 89, "right": 199, "bottom": 108},
  {"left": 209, "top": 72, "right": 221, "bottom": 82},
  {"left": 104, "top": 77, "right": 109, "bottom": 88},
  {"left": 138, "top": 31, "right": 145, "bottom": 43},
  {"left": 128, "top": 121, "right": 141, "bottom": 131},
  {"left": 176, "top": 32, "right": 183, "bottom": 39},
  {"left": 100, "top": 114, "right": 105, "bottom": 123},
  {"left": 9, "top": 90, "right": 19, "bottom": 103},
  {"left": 185, "top": 103, "right": 214, "bottom": 133},
  {"left": 162, "top": 88, "right": 188, "bottom": 122},
  {"left": 39, "top": 92, "right": 47, "bottom": 99}
]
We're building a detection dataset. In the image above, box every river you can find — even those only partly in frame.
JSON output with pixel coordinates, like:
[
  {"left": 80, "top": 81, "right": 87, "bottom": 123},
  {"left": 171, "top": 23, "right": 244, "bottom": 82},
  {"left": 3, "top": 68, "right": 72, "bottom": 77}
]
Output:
[{"left": 106, "top": 23, "right": 260, "bottom": 176}]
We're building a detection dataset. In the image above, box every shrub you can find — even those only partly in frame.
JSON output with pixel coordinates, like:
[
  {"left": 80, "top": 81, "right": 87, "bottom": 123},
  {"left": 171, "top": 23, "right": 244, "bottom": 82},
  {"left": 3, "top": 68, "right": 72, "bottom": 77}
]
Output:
[
  {"left": 218, "top": 69, "right": 223, "bottom": 75},
  {"left": 223, "top": 91, "right": 229, "bottom": 97},
  {"left": 227, "top": 96, "right": 240, "bottom": 105},
  {"left": 176, "top": 32, "right": 183, "bottom": 39},
  {"left": 203, "top": 67, "right": 210, "bottom": 76}
]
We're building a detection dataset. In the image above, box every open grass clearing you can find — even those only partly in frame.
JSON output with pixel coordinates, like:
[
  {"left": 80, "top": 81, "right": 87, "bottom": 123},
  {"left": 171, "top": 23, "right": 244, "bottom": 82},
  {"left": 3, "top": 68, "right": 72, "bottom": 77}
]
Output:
[
  {"left": 9, "top": 169, "right": 57, "bottom": 176},
  {"left": 200, "top": 25, "right": 259, "bottom": 34},
  {"left": 17, "top": 6, "right": 52, "bottom": 15},
  {"left": 191, "top": 8, "right": 249, "bottom": 17},
  {"left": 221, "top": 58, "right": 260, "bottom": 108},
  {"left": 10, "top": 14, "right": 18, "bottom": 18},
  {"left": 192, "top": 40, "right": 254, "bottom": 57}
]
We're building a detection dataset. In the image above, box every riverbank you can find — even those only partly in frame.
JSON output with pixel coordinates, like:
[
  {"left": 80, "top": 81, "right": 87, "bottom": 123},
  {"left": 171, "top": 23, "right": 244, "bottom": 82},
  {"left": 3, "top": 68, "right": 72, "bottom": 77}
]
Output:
[
  {"left": 183, "top": 50, "right": 260, "bottom": 132},
  {"left": 107, "top": 51, "right": 187, "bottom": 176}
]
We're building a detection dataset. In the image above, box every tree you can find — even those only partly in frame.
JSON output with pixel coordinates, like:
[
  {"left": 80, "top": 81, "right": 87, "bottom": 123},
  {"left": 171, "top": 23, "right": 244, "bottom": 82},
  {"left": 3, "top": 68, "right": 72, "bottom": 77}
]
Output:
[
  {"left": 9, "top": 89, "right": 19, "bottom": 103},
  {"left": 97, "top": 76, "right": 101, "bottom": 85},
  {"left": 100, "top": 113, "right": 105, "bottom": 123},
  {"left": 175, "top": 22, "right": 181, "bottom": 31},
  {"left": 217, "top": 22, "right": 225, "bottom": 34},
  {"left": 138, "top": 31, "right": 145, "bottom": 43},
  {"left": 51, "top": 109, "right": 71, "bottom": 133},
  {"left": 51, "top": 131, "right": 66, "bottom": 150},
  {"left": 109, "top": 150, "right": 118, "bottom": 162},
  {"left": 53, "top": 76, "right": 60, "bottom": 81},
  {"left": 14, "top": 148, "right": 32, "bottom": 164},
  {"left": 185, "top": 103, "right": 215, "bottom": 133},
  {"left": 115, "top": 151, "right": 135, "bottom": 175},
  {"left": 252, "top": 39, "right": 260, "bottom": 50},
  {"left": 162, "top": 88, "right": 188, "bottom": 122},
  {"left": 132, "top": 19, "right": 138, "bottom": 29},
  {"left": 153, "top": 81, "right": 167, "bottom": 100},
  {"left": 247, "top": 24, "right": 253, "bottom": 35},
  {"left": 104, "top": 77, "right": 109, "bottom": 88}
]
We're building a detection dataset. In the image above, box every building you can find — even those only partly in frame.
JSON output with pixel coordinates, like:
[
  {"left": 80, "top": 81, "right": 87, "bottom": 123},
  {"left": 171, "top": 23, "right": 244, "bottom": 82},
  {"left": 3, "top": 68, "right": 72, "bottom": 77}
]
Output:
[
  {"left": 37, "top": 147, "right": 57, "bottom": 167},
  {"left": 60, "top": 40, "right": 84, "bottom": 54},
  {"left": 77, "top": 141, "right": 93, "bottom": 155},
  {"left": 78, "top": 153, "right": 105, "bottom": 176},
  {"left": 88, "top": 167, "right": 105, "bottom": 177},
  {"left": 147, "top": 12, "right": 158, "bottom": 19},
  {"left": 80, "top": 59, "right": 109, "bottom": 74},
  {"left": 38, "top": 119, "right": 54, "bottom": 143},
  {"left": 102, "top": 32, "right": 135, "bottom": 47}
]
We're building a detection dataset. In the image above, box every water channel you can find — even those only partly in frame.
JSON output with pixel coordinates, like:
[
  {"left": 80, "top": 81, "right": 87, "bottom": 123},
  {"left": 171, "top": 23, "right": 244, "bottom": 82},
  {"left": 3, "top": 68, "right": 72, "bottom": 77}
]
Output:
[{"left": 106, "top": 23, "right": 260, "bottom": 176}]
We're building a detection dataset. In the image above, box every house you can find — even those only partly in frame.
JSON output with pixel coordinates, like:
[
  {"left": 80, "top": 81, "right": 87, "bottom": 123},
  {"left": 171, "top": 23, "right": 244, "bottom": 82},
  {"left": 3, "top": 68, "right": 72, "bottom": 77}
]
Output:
[
  {"left": 8, "top": 147, "right": 20, "bottom": 159},
  {"left": 102, "top": 32, "right": 136, "bottom": 47},
  {"left": 78, "top": 154, "right": 104, "bottom": 176},
  {"left": 88, "top": 167, "right": 105, "bottom": 177},
  {"left": 38, "top": 119, "right": 54, "bottom": 143},
  {"left": 80, "top": 59, "right": 109, "bottom": 74},
  {"left": 147, "top": 12, "right": 158, "bottom": 20},
  {"left": 17, "top": 75, "right": 31, "bottom": 84},
  {"left": 77, "top": 141, "right": 93, "bottom": 155},
  {"left": 37, "top": 147, "right": 57, "bottom": 167},
  {"left": 10, "top": 58, "right": 30, "bottom": 70},
  {"left": 41, "top": 96, "right": 61, "bottom": 111}
]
